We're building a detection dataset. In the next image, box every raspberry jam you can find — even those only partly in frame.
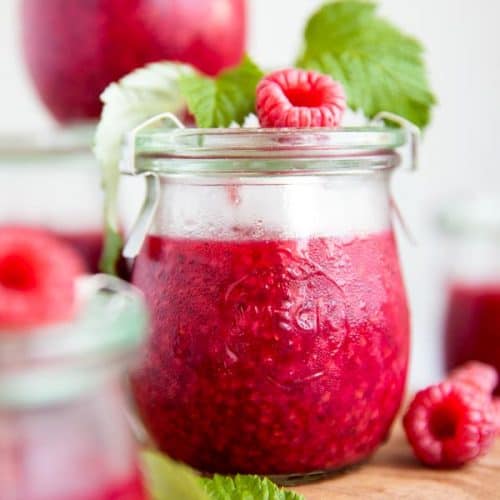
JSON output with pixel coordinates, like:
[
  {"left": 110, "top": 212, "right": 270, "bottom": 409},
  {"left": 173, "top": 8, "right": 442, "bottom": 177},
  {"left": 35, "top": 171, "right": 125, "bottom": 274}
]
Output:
[
  {"left": 56, "top": 231, "right": 103, "bottom": 274},
  {"left": 130, "top": 231, "right": 409, "bottom": 475},
  {"left": 21, "top": 0, "right": 246, "bottom": 122},
  {"left": 445, "top": 282, "right": 500, "bottom": 394}
]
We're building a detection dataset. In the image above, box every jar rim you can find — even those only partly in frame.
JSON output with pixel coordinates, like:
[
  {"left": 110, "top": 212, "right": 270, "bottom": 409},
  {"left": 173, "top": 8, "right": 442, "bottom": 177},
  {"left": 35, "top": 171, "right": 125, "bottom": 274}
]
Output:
[
  {"left": 127, "top": 126, "right": 406, "bottom": 175},
  {"left": 0, "top": 275, "right": 147, "bottom": 407},
  {"left": 132, "top": 126, "right": 406, "bottom": 157}
]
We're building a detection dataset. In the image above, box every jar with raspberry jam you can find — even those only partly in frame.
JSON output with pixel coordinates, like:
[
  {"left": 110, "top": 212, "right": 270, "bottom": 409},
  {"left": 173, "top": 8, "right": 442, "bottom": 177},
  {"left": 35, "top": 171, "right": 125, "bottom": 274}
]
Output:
[
  {"left": 0, "top": 275, "right": 148, "bottom": 500},
  {"left": 439, "top": 197, "right": 500, "bottom": 394},
  {"left": 0, "top": 128, "right": 104, "bottom": 273},
  {"left": 124, "top": 124, "right": 413, "bottom": 483}
]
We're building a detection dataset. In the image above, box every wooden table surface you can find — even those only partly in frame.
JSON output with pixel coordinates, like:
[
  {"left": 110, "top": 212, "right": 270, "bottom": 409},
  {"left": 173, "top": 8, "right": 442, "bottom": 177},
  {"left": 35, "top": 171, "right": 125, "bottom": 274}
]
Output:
[{"left": 291, "top": 423, "right": 500, "bottom": 499}]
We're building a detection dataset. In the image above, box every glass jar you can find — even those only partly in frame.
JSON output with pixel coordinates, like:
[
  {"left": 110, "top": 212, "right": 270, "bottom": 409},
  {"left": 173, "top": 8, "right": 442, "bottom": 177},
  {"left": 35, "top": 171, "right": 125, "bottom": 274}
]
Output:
[
  {"left": 0, "top": 128, "right": 104, "bottom": 273},
  {"left": 124, "top": 127, "right": 411, "bottom": 483},
  {"left": 0, "top": 275, "right": 148, "bottom": 500},
  {"left": 20, "top": 0, "right": 247, "bottom": 123},
  {"left": 439, "top": 196, "right": 500, "bottom": 392}
]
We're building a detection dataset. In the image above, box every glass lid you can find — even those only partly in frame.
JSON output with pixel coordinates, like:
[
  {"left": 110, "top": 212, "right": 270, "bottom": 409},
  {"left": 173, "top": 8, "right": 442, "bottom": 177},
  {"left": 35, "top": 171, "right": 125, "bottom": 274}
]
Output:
[
  {"left": 132, "top": 126, "right": 407, "bottom": 159},
  {"left": 124, "top": 126, "right": 408, "bottom": 176}
]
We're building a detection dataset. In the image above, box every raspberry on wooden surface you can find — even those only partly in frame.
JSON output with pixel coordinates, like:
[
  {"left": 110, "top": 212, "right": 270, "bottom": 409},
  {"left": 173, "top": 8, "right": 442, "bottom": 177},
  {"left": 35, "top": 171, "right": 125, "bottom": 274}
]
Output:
[
  {"left": 449, "top": 361, "right": 498, "bottom": 394},
  {"left": 403, "top": 380, "right": 496, "bottom": 468}
]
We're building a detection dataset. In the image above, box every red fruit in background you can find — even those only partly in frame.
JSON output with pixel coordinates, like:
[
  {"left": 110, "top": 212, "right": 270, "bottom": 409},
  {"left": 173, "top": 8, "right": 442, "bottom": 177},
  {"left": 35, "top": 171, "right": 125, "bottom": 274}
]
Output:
[
  {"left": 20, "top": 0, "right": 247, "bottom": 123},
  {"left": 493, "top": 398, "right": 500, "bottom": 436},
  {"left": 0, "top": 227, "right": 84, "bottom": 329},
  {"left": 449, "top": 361, "right": 498, "bottom": 395}
]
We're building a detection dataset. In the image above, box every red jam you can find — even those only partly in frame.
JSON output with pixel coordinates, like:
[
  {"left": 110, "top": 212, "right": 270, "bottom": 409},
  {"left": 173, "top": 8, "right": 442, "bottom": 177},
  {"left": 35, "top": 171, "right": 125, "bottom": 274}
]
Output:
[
  {"left": 445, "top": 282, "right": 500, "bottom": 394},
  {"left": 131, "top": 231, "right": 409, "bottom": 475},
  {"left": 56, "top": 231, "right": 103, "bottom": 274},
  {"left": 21, "top": 0, "right": 246, "bottom": 123}
]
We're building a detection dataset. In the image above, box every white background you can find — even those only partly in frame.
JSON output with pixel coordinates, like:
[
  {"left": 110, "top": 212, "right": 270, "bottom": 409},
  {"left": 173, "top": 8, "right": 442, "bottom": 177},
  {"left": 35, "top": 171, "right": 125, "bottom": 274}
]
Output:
[{"left": 1, "top": 0, "right": 499, "bottom": 388}]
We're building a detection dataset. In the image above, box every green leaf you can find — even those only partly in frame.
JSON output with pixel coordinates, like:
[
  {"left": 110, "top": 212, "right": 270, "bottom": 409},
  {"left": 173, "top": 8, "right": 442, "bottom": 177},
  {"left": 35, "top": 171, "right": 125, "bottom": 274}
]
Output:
[
  {"left": 179, "top": 55, "right": 264, "bottom": 128},
  {"left": 141, "top": 450, "right": 210, "bottom": 500},
  {"left": 297, "top": 0, "right": 436, "bottom": 128},
  {"left": 141, "top": 452, "right": 303, "bottom": 500},
  {"left": 202, "top": 475, "right": 304, "bottom": 500},
  {"left": 94, "top": 62, "right": 195, "bottom": 274}
]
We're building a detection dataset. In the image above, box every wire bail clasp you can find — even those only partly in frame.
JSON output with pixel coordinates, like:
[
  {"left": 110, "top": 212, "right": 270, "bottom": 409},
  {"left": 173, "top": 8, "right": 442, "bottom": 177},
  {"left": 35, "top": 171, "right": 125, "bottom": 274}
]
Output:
[
  {"left": 121, "top": 113, "right": 185, "bottom": 260},
  {"left": 120, "top": 112, "right": 185, "bottom": 175},
  {"left": 373, "top": 112, "right": 420, "bottom": 244},
  {"left": 373, "top": 111, "right": 420, "bottom": 171}
]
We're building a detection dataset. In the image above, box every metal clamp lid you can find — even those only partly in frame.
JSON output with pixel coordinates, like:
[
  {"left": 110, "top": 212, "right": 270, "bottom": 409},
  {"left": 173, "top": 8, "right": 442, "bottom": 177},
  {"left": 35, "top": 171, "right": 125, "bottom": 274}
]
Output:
[
  {"left": 121, "top": 112, "right": 420, "bottom": 259},
  {"left": 120, "top": 112, "right": 185, "bottom": 175},
  {"left": 372, "top": 112, "right": 421, "bottom": 244},
  {"left": 121, "top": 113, "right": 184, "bottom": 259},
  {"left": 373, "top": 111, "right": 421, "bottom": 171}
]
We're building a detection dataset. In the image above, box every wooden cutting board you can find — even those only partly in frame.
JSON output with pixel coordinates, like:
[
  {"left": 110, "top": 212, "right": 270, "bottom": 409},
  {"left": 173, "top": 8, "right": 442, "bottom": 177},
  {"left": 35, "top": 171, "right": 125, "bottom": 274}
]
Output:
[{"left": 292, "top": 423, "right": 500, "bottom": 499}]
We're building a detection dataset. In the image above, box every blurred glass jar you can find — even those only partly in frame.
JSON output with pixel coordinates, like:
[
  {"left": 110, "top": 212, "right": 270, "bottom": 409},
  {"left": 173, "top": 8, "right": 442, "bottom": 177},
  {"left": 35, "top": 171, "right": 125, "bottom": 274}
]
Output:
[
  {"left": 0, "top": 128, "right": 104, "bottom": 273},
  {"left": 0, "top": 275, "right": 148, "bottom": 500},
  {"left": 20, "top": 0, "right": 247, "bottom": 123},
  {"left": 439, "top": 197, "right": 500, "bottom": 392}
]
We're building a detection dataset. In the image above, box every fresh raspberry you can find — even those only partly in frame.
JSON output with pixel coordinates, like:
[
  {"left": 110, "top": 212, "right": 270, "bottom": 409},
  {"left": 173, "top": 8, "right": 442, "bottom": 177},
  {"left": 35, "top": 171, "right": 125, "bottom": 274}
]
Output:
[
  {"left": 256, "top": 68, "right": 346, "bottom": 128},
  {"left": 403, "top": 381, "right": 496, "bottom": 467},
  {"left": 449, "top": 361, "right": 498, "bottom": 394},
  {"left": 0, "top": 227, "right": 84, "bottom": 329}
]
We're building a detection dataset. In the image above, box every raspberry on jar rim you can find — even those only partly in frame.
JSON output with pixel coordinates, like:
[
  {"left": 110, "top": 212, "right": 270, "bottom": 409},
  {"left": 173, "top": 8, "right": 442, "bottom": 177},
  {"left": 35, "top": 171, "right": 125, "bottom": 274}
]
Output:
[{"left": 256, "top": 68, "right": 346, "bottom": 128}]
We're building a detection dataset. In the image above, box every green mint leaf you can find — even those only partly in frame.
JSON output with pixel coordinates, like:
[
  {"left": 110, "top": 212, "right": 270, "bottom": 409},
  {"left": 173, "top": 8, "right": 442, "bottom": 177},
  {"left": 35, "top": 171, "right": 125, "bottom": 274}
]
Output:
[
  {"left": 94, "top": 62, "right": 195, "bottom": 274},
  {"left": 297, "top": 0, "right": 436, "bottom": 128},
  {"left": 179, "top": 55, "right": 264, "bottom": 128},
  {"left": 141, "top": 452, "right": 303, "bottom": 500},
  {"left": 202, "top": 475, "right": 304, "bottom": 500},
  {"left": 141, "top": 450, "right": 210, "bottom": 500}
]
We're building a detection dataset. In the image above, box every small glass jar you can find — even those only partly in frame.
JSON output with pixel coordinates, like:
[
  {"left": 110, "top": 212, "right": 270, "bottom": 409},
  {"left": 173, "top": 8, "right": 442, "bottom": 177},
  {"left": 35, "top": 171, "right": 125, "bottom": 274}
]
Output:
[
  {"left": 20, "top": 0, "right": 247, "bottom": 123},
  {"left": 124, "top": 126, "right": 411, "bottom": 483},
  {"left": 439, "top": 196, "right": 500, "bottom": 392},
  {"left": 0, "top": 128, "right": 104, "bottom": 273},
  {"left": 0, "top": 275, "right": 148, "bottom": 500}
]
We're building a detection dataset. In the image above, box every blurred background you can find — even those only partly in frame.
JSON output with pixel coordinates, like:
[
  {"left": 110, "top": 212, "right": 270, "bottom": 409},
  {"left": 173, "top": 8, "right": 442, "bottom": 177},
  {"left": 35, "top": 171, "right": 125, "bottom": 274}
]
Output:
[{"left": 0, "top": 0, "right": 499, "bottom": 388}]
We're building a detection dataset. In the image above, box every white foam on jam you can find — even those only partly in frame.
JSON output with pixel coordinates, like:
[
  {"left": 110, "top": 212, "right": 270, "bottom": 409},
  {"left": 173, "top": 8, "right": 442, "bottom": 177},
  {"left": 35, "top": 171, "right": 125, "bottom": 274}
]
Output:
[{"left": 150, "top": 174, "right": 392, "bottom": 240}]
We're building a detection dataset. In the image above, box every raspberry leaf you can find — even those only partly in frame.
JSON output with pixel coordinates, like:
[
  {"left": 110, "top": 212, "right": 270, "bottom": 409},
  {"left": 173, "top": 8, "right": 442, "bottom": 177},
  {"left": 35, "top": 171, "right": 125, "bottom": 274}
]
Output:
[
  {"left": 179, "top": 55, "right": 264, "bottom": 128},
  {"left": 94, "top": 62, "right": 195, "bottom": 274},
  {"left": 141, "top": 452, "right": 303, "bottom": 500},
  {"left": 297, "top": 0, "right": 436, "bottom": 128},
  {"left": 202, "top": 475, "right": 304, "bottom": 500}
]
